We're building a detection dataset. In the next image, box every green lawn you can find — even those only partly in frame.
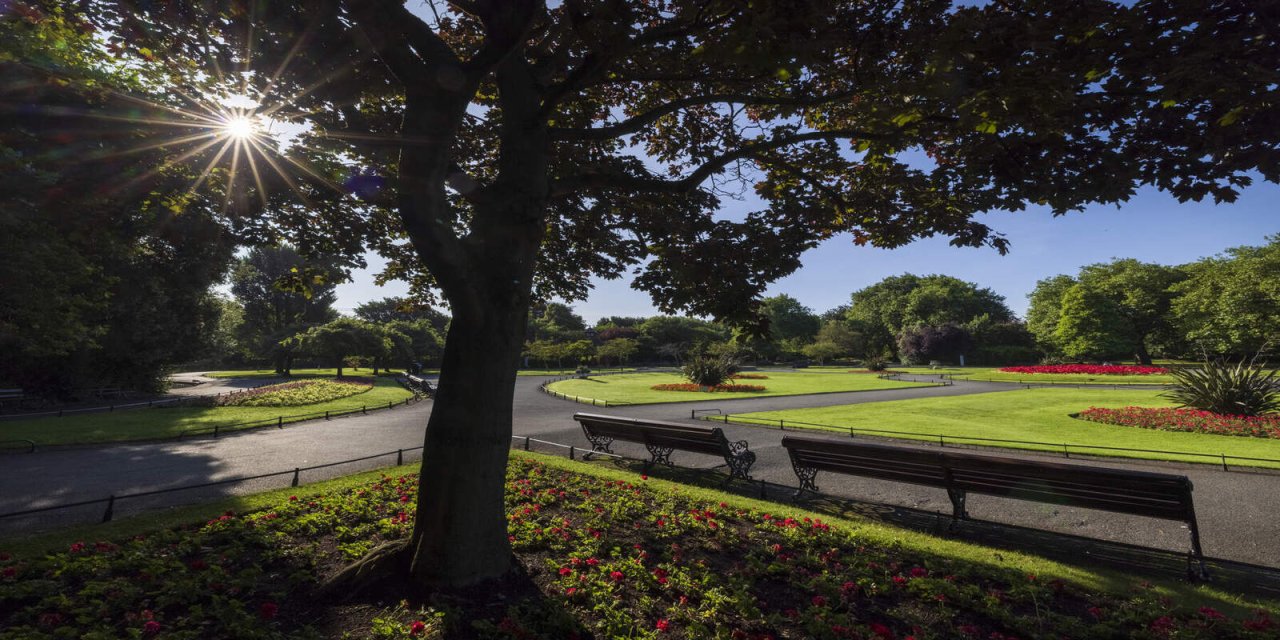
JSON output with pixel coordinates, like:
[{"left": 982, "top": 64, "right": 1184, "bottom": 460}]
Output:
[
  {"left": 0, "top": 377, "right": 416, "bottom": 446},
  {"left": 545, "top": 371, "right": 937, "bottom": 405},
  {"left": 729, "top": 387, "right": 1280, "bottom": 468},
  {"left": 203, "top": 368, "right": 399, "bottom": 379},
  {"left": 889, "top": 366, "right": 1177, "bottom": 385}
]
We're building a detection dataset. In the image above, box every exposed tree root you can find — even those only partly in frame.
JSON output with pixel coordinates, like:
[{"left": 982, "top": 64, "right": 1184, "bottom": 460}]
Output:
[{"left": 317, "top": 539, "right": 413, "bottom": 600}]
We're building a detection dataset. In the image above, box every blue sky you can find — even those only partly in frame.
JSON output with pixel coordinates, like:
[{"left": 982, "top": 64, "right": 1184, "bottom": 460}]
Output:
[{"left": 335, "top": 179, "right": 1278, "bottom": 322}]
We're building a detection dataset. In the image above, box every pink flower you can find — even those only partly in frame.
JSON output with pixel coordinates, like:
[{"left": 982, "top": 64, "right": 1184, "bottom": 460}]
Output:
[
  {"left": 408, "top": 620, "right": 427, "bottom": 636},
  {"left": 610, "top": 570, "right": 624, "bottom": 582},
  {"left": 143, "top": 620, "right": 162, "bottom": 636}
]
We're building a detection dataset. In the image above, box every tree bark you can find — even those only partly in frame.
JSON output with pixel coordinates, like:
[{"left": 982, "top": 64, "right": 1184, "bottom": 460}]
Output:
[
  {"left": 1134, "top": 342, "right": 1153, "bottom": 366},
  {"left": 406, "top": 272, "right": 531, "bottom": 587}
]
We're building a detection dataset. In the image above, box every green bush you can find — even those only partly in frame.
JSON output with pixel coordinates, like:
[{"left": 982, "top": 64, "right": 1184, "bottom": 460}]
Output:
[{"left": 1162, "top": 358, "right": 1280, "bottom": 416}]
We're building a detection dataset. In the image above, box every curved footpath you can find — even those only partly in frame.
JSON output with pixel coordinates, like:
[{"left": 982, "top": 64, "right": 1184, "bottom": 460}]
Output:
[{"left": 2, "top": 374, "right": 1279, "bottom": 583}]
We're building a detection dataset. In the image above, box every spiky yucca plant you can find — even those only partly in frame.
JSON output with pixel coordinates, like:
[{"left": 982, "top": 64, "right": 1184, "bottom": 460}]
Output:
[
  {"left": 1162, "top": 358, "right": 1280, "bottom": 416},
  {"left": 682, "top": 354, "right": 737, "bottom": 388}
]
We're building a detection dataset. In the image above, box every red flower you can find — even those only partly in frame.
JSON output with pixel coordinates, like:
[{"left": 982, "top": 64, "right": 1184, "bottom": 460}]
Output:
[
  {"left": 909, "top": 567, "right": 928, "bottom": 578},
  {"left": 408, "top": 620, "right": 427, "bottom": 636},
  {"left": 559, "top": 567, "right": 573, "bottom": 576},
  {"left": 259, "top": 602, "right": 278, "bottom": 620},
  {"left": 811, "top": 595, "right": 827, "bottom": 607},
  {"left": 869, "top": 622, "right": 894, "bottom": 639},
  {"left": 1198, "top": 606, "right": 1226, "bottom": 621},
  {"left": 655, "top": 619, "right": 670, "bottom": 632},
  {"left": 143, "top": 620, "right": 162, "bottom": 636},
  {"left": 610, "top": 570, "right": 625, "bottom": 582},
  {"left": 68, "top": 542, "right": 86, "bottom": 553}
]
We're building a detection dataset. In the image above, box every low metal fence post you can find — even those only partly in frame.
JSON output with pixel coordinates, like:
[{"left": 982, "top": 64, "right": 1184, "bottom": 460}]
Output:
[
  {"left": 362, "top": 405, "right": 367, "bottom": 415},
  {"left": 569, "top": 446, "right": 576, "bottom": 460},
  {"left": 214, "top": 425, "right": 220, "bottom": 438},
  {"left": 938, "top": 435, "right": 944, "bottom": 447},
  {"left": 1062, "top": 444, "right": 1069, "bottom": 458},
  {"left": 277, "top": 416, "right": 283, "bottom": 429},
  {"left": 524, "top": 436, "right": 531, "bottom": 451},
  {"left": 759, "top": 479, "right": 766, "bottom": 498},
  {"left": 102, "top": 496, "right": 115, "bottom": 523},
  {"left": 291, "top": 468, "right": 300, "bottom": 487},
  {"left": 397, "top": 449, "right": 403, "bottom": 465},
  {"left": 325, "top": 410, "right": 330, "bottom": 420},
  {"left": 1221, "top": 454, "right": 1228, "bottom": 471}
]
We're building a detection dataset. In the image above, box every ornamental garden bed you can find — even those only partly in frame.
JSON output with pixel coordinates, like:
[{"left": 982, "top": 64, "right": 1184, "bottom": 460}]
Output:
[
  {"left": 1000, "top": 365, "right": 1169, "bottom": 376},
  {"left": 1, "top": 453, "right": 1274, "bottom": 639},
  {"left": 216, "top": 378, "right": 374, "bottom": 407},
  {"left": 1077, "top": 407, "right": 1280, "bottom": 440},
  {"left": 650, "top": 383, "right": 767, "bottom": 393}
]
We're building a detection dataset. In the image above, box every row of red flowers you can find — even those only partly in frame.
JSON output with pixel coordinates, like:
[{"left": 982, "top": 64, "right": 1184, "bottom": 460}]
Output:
[
  {"left": 730, "top": 373, "right": 770, "bottom": 380},
  {"left": 1078, "top": 406, "right": 1280, "bottom": 439},
  {"left": 650, "top": 383, "right": 767, "bottom": 393},
  {"left": 1000, "top": 364, "right": 1169, "bottom": 376}
]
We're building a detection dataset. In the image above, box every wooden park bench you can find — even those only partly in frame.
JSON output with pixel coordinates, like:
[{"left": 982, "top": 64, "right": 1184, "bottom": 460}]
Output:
[
  {"left": 573, "top": 412, "right": 757, "bottom": 481},
  {"left": 781, "top": 435, "right": 1208, "bottom": 579},
  {"left": 404, "top": 375, "right": 435, "bottom": 397}
]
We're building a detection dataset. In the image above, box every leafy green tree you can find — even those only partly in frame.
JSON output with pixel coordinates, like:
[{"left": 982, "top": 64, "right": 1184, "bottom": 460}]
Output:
[
  {"left": 1026, "top": 275, "right": 1078, "bottom": 356},
  {"left": 356, "top": 297, "right": 451, "bottom": 333},
  {"left": 897, "top": 324, "right": 973, "bottom": 365},
  {"left": 636, "top": 316, "right": 729, "bottom": 362},
  {"left": 1055, "top": 285, "right": 1132, "bottom": 361},
  {"left": 595, "top": 338, "right": 638, "bottom": 367},
  {"left": 846, "top": 275, "right": 1012, "bottom": 359},
  {"left": 1172, "top": 237, "right": 1280, "bottom": 356},
  {"left": 74, "top": 0, "right": 1280, "bottom": 589},
  {"left": 231, "top": 246, "right": 342, "bottom": 371},
  {"left": 294, "top": 318, "right": 388, "bottom": 377},
  {"left": 561, "top": 340, "right": 596, "bottom": 368},
  {"left": 801, "top": 341, "right": 842, "bottom": 365},
  {"left": 761, "top": 295, "right": 821, "bottom": 342},
  {"left": 1028, "top": 260, "right": 1184, "bottom": 364}
]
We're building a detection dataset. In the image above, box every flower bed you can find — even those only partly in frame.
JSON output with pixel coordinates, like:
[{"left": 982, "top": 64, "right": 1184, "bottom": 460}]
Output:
[
  {"left": 649, "top": 383, "right": 767, "bottom": 393},
  {"left": 2, "top": 455, "right": 1274, "bottom": 639},
  {"left": 848, "top": 370, "right": 908, "bottom": 374},
  {"left": 1078, "top": 407, "right": 1280, "bottom": 439},
  {"left": 218, "top": 378, "right": 374, "bottom": 407},
  {"left": 730, "top": 373, "right": 769, "bottom": 380},
  {"left": 1000, "top": 364, "right": 1169, "bottom": 376}
]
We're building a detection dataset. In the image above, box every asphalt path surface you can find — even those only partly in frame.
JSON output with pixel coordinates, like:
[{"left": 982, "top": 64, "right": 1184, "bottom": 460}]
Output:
[{"left": 3, "top": 373, "right": 1279, "bottom": 586}]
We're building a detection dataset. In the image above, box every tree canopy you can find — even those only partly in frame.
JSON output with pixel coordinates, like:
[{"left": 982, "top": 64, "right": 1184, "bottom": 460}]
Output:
[
  {"left": 845, "top": 274, "right": 1014, "bottom": 358},
  {"left": 41, "top": 0, "right": 1280, "bottom": 588}
]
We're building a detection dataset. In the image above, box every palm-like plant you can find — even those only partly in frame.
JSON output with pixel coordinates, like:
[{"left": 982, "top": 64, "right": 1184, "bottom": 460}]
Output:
[
  {"left": 1162, "top": 357, "right": 1280, "bottom": 417},
  {"left": 682, "top": 354, "right": 737, "bottom": 388}
]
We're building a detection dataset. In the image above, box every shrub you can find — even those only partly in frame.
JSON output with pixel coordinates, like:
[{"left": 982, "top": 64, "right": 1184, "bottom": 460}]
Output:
[
  {"left": 681, "top": 354, "right": 737, "bottom": 387},
  {"left": 865, "top": 358, "right": 888, "bottom": 372},
  {"left": 1162, "top": 359, "right": 1280, "bottom": 417}
]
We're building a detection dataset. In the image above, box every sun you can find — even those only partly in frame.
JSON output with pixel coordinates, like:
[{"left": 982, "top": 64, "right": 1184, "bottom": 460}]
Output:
[{"left": 221, "top": 115, "right": 259, "bottom": 140}]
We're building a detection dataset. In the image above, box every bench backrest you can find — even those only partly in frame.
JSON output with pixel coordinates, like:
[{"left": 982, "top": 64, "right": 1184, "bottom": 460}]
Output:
[
  {"left": 781, "top": 436, "right": 1194, "bottom": 522},
  {"left": 783, "top": 436, "right": 949, "bottom": 488},
  {"left": 575, "top": 413, "right": 729, "bottom": 456}
]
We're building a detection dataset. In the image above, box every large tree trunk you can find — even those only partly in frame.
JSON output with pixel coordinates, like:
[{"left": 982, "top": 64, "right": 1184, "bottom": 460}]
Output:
[
  {"left": 1134, "top": 341, "right": 1153, "bottom": 365},
  {"left": 407, "top": 298, "right": 527, "bottom": 586}
]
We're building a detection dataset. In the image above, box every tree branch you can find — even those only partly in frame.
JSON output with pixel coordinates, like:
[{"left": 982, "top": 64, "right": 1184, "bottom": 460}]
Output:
[
  {"left": 552, "top": 128, "right": 889, "bottom": 196},
  {"left": 549, "top": 91, "right": 857, "bottom": 141}
]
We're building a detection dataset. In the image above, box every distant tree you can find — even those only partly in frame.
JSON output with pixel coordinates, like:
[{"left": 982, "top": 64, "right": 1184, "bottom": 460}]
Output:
[
  {"left": 847, "top": 275, "right": 1012, "bottom": 359},
  {"left": 761, "top": 295, "right": 821, "bottom": 342},
  {"left": 595, "top": 316, "right": 646, "bottom": 329},
  {"left": 386, "top": 320, "right": 445, "bottom": 369},
  {"left": 561, "top": 340, "right": 596, "bottom": 368},
  {"left": 1027, "top": 260, "right": 1184, "bottom": 364},
  {"left": 595, "top": 326, "right": 640, "bottom": 342},
  {"left": 897, "top": 324, "right": 973, "bottom": 365},
  {"left": 1026, "top": 275, "right": 1078, "bottom": 356},
  {"left": 820, "top": 305, "right": 851, "bottom": 323},
  {"left": 595, "top": 338, "right": 639, "bottom": 367},
  {"left": 355, "top": 297, "right": 450, "bottom": 332},
  {"left": 964, "top": 316, "right": 1040, "bottom": 365},
  {"left": 528, "top": 302, "right": 587, "bottom": 341},
  {"left": 636, "top": 316, "right": 728, "bottom": 361},
  {"left": 1055, "top": 285, "right": 1132, "bottom": 361},
  {"left": 1173, "top": 237, "right": 1280, "bottom": 356},
  {"left": 294, "top": 318, "right": 388, "bottom": 377},
  {"left": 816, "top": 320, "right": 864, "bottom": 358},
  {"left": 802, "top": 341, "right": 843, "bottom": 365},
  {"left": 231, "top": 246, "right": 343, "bottom": 370}
]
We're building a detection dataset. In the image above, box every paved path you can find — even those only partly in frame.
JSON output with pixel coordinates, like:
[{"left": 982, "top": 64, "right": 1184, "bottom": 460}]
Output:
[{"left": 3, "top": 374, "right": 1279, "bottom": 581}]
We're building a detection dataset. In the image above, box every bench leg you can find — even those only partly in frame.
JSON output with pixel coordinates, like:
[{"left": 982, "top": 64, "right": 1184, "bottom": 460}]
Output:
[
  {"left": 582, "top": 434, "right": 615, "bottom": 460},
  {"left": 946, "top": 488, "right": 969, "bottom": 528},
  {"left": 725, "top": 452, "right": 755, "bottom": 482},
  {"left": 791, "top": 465, "right": 818, "bottom": 500},
  {"left": 645, "top": 444, "right": 674, "bottom": 469},
  {"left": 1187, "top": 520, "right": 1210, "bottom": 582}
]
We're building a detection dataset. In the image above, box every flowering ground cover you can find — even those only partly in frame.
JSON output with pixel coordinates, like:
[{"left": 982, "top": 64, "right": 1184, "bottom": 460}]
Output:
[
  {"left": 2, "top": 452, "right": 1275, "bottom": 639},
  {"left": 1078, "top": 407, "right": 1280, "bottom": 440},
  {"left": 727, "top": 388, "right": 1280, "bottom": 469},
  {"left": 546, "top": 372, "right": 935, "bottom": 405},
  {"left": 650, "top": 383, "right": 768, "bottom": 392},
  {"left": 1001, "top": 365, "right": 1170, "bottom": 376},
  {"left": 219, "top": 379, "right": 374, "bottom": 407},
  {"left": 0, "top": 377, "right": 415, "bottom": 446}
]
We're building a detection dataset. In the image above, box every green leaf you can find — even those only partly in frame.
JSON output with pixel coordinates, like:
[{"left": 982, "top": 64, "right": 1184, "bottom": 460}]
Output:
[
  {"left": 975, "top": 121, "right": 998, "bottom": 134},
  {"left": 1217, "top": 107, "right": 1244, "bottom": 127}
]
